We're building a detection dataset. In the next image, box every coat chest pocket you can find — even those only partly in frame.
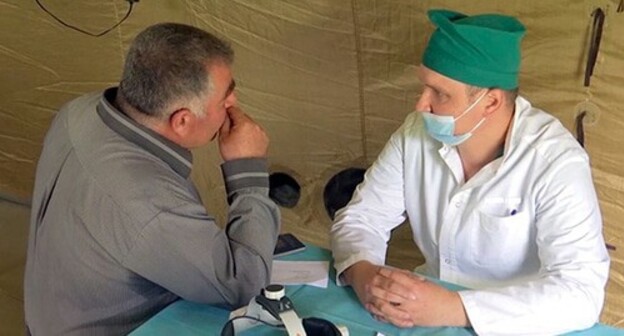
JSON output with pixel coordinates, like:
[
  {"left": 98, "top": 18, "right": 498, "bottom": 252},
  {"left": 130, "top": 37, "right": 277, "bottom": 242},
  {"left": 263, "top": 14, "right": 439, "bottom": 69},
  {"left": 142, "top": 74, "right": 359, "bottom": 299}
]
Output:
[{"left": 471, "top": 197, "right": 532, "bottom": 268}]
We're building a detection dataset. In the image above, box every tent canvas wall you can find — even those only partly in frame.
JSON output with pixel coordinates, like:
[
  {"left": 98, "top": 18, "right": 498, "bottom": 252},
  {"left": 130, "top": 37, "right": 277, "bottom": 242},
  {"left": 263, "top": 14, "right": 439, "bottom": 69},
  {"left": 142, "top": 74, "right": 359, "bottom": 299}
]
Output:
[{"left": 1, "top": 0, "right": 622, "bottom": 331}]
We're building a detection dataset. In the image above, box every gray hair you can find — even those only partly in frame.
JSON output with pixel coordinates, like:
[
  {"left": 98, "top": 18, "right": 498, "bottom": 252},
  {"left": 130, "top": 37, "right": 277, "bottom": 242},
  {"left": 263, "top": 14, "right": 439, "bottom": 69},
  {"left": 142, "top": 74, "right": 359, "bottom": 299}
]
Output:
[{"left": 119, "top": 23, "right": 234, "bottom": 119}]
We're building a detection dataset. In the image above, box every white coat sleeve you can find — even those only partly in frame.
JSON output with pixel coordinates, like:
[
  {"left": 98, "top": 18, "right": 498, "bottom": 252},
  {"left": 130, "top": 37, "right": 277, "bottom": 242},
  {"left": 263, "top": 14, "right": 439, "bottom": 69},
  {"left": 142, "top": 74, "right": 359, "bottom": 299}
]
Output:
[{"left": 330, "top": 121, "right": 411, "bottom": 285}]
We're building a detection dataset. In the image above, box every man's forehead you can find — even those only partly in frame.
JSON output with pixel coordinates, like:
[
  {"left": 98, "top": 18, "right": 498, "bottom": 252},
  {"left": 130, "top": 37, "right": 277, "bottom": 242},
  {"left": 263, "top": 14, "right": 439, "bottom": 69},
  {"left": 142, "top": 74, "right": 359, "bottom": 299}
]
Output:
[
  {"left": 418, "top": 65, "right": 467, "bottom": 91},
  {"left": 206, "top": 63, "right": 234, "bottom": 93},
  {"left": 207, "top": 62, "right": 233, "bottom": 79}
]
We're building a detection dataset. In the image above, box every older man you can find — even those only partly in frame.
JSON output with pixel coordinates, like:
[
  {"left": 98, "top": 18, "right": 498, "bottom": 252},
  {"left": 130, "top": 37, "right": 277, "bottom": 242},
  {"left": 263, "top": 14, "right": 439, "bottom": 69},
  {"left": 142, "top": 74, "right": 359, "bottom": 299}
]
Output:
[{"left": 25, "top": 23, "right": 280, "bottom": 335}]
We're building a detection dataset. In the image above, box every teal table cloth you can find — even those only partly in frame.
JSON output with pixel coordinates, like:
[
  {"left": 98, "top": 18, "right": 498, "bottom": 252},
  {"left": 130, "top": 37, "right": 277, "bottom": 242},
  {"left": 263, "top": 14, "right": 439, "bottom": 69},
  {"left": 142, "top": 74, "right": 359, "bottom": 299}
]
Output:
[{"left": 130, "top": 244, "right": 623, "bottom": 336}]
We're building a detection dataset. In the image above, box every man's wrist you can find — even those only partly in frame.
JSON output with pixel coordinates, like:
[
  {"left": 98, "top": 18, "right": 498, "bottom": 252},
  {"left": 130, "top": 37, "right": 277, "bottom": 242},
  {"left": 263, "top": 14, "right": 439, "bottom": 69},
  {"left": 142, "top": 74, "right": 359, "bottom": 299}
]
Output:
[
  {"left": 450, "top": 292, "right": 470, "bottom": 327},
  {"left": 221, "top": 158, "right": 269, "bottom": 195},
  {"left": 343, "top": 260, "right": 374, "bottom": 286}
]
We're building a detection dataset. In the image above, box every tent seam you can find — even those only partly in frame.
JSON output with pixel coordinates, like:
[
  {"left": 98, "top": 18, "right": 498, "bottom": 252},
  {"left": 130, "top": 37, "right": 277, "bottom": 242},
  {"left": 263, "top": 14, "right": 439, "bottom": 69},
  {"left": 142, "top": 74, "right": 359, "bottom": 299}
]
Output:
[{"left": 350, "top": 0, "right": 368, "bottom": 162}]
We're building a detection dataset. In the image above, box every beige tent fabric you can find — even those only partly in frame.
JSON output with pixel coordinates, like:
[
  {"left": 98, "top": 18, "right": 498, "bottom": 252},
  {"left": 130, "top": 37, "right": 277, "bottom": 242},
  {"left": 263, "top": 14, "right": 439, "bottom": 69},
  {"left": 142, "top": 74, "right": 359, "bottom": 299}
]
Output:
[{"left": 0, "top": 0, "right": 622, "bottom": 327}]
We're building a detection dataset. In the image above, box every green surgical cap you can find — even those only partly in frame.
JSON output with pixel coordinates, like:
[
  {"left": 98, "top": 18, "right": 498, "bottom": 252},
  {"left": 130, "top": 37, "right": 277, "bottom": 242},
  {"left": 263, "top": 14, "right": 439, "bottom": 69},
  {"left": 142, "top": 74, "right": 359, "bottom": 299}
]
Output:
[{"left": 422, "top": 9, "right": 526, "bottom": 90}]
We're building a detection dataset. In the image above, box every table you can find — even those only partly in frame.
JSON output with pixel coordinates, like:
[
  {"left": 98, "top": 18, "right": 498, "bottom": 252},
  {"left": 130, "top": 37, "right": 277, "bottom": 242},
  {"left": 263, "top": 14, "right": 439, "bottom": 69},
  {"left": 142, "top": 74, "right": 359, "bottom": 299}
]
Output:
[{"left": 131, "top": 244, "right": 624, "bottom": 336}]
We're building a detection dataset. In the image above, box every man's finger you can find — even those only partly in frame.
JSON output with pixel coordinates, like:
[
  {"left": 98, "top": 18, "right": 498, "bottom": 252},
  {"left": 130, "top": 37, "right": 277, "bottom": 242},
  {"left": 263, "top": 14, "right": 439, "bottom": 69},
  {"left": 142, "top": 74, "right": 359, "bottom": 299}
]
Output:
[
  {"left": 366, "top": 302, "right": 385, "bottom": 317},
  {"left": 369, "top": 297, "right": 412, "bottom": 323},
  {"left": 226, "top": 106, "right": 247, "bottom": 124},
  {"left": 368, "top": 284, "right": 410, "bottom": 304},
  {"left": 367, "top": 303, "right": 413, "bottom": 329},
  {"left": 379, "top": 267, "right": 425, "bottom": 285},
  {"left": 372, "top": 270, "right": 417, "bottom": 300}
]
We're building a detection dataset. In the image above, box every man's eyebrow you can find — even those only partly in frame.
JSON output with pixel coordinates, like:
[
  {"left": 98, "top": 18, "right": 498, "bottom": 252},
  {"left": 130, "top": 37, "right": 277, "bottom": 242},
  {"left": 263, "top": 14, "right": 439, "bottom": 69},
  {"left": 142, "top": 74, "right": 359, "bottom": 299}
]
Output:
[
  {"left": 223, "top": 79, "right": 236, "bottom": 99},
  {"left": 425, "top": 83, "right": 446, "bottom": 95}
]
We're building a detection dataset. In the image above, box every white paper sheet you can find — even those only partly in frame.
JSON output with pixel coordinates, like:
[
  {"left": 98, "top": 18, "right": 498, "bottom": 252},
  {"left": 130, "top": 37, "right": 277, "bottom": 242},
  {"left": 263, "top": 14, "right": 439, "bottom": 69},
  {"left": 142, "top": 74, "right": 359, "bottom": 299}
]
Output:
[{"left": 271, "top": 260, "right": 329, "bottom": 288}]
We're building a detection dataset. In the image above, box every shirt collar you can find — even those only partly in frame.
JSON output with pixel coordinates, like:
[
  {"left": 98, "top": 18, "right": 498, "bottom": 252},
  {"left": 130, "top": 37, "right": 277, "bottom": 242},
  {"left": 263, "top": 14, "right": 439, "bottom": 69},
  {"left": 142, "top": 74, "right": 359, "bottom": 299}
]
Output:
[
  {"left": 96, "top": 87, "right": 193, "bottom": 179},
  {"left": 500, "top": 96, "right": 527, "bottom": 164}
]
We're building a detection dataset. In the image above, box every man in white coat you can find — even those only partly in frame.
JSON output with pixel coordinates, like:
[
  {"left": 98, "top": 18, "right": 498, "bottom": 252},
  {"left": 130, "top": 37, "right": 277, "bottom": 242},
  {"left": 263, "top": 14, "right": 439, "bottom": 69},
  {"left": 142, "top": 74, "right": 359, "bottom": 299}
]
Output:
[{"left": 330, "top": 9, "right": 610, "bottom": 335}]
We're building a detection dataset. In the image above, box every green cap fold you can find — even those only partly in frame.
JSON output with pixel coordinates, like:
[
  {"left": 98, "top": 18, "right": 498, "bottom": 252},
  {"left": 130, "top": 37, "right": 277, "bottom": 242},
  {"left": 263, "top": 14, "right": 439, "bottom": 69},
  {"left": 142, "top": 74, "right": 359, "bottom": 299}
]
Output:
[{"left": 423, "top": 9, "right": 526, "bottom": 90}]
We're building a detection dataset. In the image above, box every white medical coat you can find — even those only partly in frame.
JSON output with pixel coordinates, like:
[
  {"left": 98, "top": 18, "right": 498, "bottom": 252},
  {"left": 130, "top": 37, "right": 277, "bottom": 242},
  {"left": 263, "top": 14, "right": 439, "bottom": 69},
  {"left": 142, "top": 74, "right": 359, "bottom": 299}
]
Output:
[{"left": 330, "top": 96, "right": 610, "bottom": 335}]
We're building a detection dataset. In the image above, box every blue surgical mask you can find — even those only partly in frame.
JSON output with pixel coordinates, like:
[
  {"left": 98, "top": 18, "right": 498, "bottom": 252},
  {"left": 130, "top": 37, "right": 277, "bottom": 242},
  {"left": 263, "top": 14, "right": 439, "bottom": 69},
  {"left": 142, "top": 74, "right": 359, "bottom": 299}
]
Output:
[{"left": 421, "top": 91, "right": 488, "bottom": 146}]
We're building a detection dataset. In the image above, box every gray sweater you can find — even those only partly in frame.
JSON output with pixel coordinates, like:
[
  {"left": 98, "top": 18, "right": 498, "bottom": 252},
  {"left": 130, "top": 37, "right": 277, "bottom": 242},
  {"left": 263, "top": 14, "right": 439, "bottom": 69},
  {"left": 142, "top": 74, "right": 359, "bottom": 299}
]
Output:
[{"left": 24, "top": 88, "right": 280, "bottom": 335}]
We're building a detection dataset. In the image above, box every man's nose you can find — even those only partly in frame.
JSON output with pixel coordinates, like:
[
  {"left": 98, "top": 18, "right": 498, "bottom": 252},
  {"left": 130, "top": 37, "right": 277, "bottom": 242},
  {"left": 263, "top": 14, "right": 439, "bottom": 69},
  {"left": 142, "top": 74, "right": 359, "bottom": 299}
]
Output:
[
  {"left": 415, "top": 92, "right": 430, "bottom": 112},
  {"left": 225, "top": 93, "right": 237, "bottom": 109}
]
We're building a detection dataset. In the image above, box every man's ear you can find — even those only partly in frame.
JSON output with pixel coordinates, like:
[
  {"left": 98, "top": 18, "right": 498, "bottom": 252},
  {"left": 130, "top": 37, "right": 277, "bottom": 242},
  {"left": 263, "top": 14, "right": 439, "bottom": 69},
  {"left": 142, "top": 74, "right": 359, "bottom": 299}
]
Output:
[
  {"left": 483, "top": 89, "right": 505, "bottom": 117},
  {"left": 168, "top": 108, "right": 194, "bottom": 138}
]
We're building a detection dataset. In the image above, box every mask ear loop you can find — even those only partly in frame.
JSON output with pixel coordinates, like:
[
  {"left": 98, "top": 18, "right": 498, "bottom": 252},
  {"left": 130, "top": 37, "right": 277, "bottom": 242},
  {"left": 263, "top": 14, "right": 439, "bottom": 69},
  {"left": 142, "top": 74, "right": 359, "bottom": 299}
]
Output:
[
  {"left": 455, "top": 89, "right": 489, "bottom": 121},
  {"left": 452, "top": 90, "right": 489, "bottom": 144},
  {"left": 464, "top": 116, "right": 487, "bottom": 135}
]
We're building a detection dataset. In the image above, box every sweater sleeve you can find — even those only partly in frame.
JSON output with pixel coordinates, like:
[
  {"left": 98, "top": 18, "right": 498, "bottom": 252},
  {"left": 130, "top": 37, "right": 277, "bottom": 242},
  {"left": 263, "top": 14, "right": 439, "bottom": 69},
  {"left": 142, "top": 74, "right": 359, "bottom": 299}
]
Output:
[{"left": 123, "top": 158, "right": 280, "bottom": 309}]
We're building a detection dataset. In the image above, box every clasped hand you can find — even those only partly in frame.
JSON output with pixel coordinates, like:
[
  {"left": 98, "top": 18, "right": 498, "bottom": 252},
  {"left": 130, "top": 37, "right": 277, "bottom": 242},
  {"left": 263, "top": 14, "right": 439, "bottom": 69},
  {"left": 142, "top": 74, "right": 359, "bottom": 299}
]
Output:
[{"left": 346, "top": 261, "right": 469, "bottom": 329}]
